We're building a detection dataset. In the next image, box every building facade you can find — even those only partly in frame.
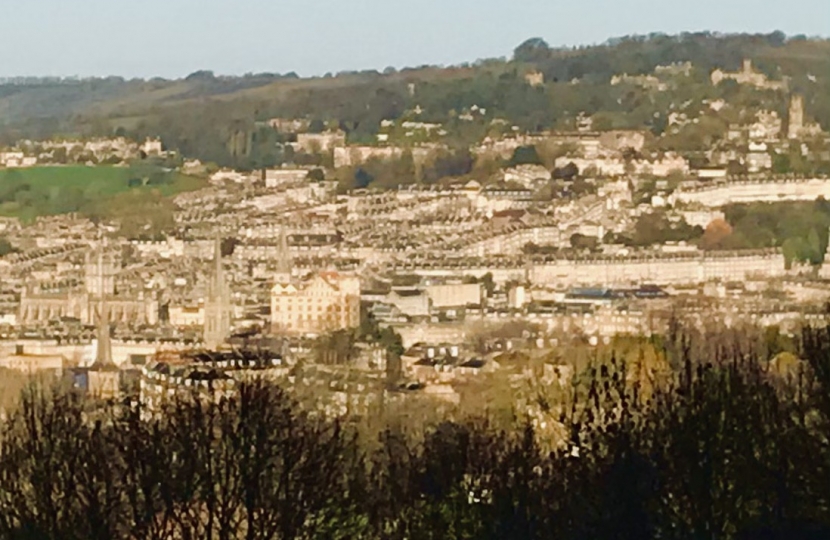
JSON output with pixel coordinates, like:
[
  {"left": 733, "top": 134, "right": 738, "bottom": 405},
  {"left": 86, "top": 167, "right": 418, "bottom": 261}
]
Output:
[
  {"left": 531, "top": 250, "right": 786, "bottom": 287},
  {"left": 270, "top": 272, "right": 361, "bottom": 335},
  {"left": 671, "top": 178, "right": 830, "bottom": 207},
  {"left": 18, "top": 246, "right": 157, "bottom": 326}
]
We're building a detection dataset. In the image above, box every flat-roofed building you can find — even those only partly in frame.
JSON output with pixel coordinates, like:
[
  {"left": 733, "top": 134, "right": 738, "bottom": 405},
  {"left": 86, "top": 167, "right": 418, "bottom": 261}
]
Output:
[{"left": 426, "top": 283, "right": 483, "bottom": 309}]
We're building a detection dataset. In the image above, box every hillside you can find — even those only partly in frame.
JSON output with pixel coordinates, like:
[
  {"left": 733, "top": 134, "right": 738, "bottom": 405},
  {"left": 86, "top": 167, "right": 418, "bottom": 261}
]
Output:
[
  {"left": 0, "top": 165, "right": 205, "bottom": 235},
  {"left": 0, "top": 32, "right": 828, "bottom": 170}
]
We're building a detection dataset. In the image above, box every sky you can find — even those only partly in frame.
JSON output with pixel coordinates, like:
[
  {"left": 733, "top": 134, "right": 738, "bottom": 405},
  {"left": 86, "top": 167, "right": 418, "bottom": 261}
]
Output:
[{"left": 0, "top": 0, "right": 828, "bottom": 79}]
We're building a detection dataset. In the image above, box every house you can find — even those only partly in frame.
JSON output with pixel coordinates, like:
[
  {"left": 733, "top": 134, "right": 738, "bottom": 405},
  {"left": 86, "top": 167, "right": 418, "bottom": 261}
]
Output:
[
  {"left": 525, "top": 71, "right": 545, "bottom": 87},
  {"left": 264, "top": 168, "right": 309, "bottom": 188},
  {"left": 293, "top": 132, "right": 346, "bottom": 153},
  {"left": 141, "top": 138, "right": 163, "bottom": 156}
]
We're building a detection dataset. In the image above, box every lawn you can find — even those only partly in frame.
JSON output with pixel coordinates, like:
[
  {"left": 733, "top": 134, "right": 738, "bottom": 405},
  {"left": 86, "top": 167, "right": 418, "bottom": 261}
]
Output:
[{"left": 0, "top": 165, "right": 206, "bottom": 222}]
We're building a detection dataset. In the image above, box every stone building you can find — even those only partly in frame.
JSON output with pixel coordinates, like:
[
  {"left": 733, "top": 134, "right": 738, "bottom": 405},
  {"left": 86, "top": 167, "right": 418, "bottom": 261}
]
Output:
[
  {"left": 0, "top": 344, "right": 63, "bottom": 374},
  {"left": 85, "top": 244, "right": 121, "bottom": 401},
  {"left": 18, "top": 242, "right": 158, "bottom": 326},
  {"left": 334, "top": 145, "right": 404, "bottom": 168},
  {"left": 270, "top": 272, "right": 361, "bottom": 336},
  {"left": 788, "top": 94, "right": 823, "bottom": 139},
  {"left": 671, "top": 178, "right": 830, "bottom": 207},
  {"left": 264, "top": 168, "right": 309, "bottom": 188},
  {"left": 531, "top": 250, "right": 786, "bottom": 287},
  {"left": 139, "top": 351, "right": 288, "bottom": 420},
  {"left": 292, "top": 132, "right": 346, "bottom": 153},
  {"left": 710, "top": 59, "right": 787, "bottom": 91},
  {"left": 524, "top": 71, "right": 545, "bottom": 87},
  {"left": 426, "top": 283, "right": 483, "bottom": 309}
]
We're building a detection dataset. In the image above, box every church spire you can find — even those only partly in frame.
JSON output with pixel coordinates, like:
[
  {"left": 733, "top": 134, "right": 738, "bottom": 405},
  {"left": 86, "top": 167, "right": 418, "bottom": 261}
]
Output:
[
  {"left": 213, "top": 232, "right": 223, "bottom": 286},
  {"left": 92, "top": 235, "right": 114, "bottom": 368},
  {"left": 275, "top": 225, "right": 293, "bottom": 282},
  {"left": 204, "top": 229, "right": 231, "bottom": 351}
]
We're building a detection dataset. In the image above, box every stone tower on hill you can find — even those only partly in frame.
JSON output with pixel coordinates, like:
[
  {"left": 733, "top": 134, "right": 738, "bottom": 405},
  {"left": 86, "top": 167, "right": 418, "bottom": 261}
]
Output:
[{"left": 788, "top": 94, "right": 805, "bottom": 139}]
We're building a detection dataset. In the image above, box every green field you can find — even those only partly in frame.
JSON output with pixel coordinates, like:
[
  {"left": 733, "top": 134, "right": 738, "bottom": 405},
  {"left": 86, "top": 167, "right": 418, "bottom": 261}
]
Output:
[{"left": 0, "top": 165, "right": 205, "bottom": 223}]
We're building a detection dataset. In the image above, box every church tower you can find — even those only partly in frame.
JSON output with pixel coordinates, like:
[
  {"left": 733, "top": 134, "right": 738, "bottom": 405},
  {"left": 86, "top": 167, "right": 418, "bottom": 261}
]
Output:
[
  {"left": 788, "top": 94, "right": 805, "bottom": 139},
  {"left": 90, "top": 241, "right": 114, "bottom": 367},
  {"left": 203, "top": 233, "right": 232, "bottom": 351},
  {"left": 85, "top": 244, "right": 118, "bottom": 298},
  {"left": 87, "top": 236, "right": 120, "bottom": 400}
]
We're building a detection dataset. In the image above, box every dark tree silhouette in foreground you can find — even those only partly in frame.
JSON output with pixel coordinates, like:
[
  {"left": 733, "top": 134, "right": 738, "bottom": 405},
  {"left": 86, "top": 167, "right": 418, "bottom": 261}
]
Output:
[{"left": 0, "top": 326, "right": 830, "bottom": 539}]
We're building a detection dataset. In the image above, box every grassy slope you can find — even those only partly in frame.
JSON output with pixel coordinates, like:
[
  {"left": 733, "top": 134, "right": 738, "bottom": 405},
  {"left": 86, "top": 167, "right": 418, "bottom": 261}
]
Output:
[
  {"left": 0, "top": 166, "right": 206, "bottom": 221},
  {"left": 0, "top": 166, "right": 129, "bottom": 195}
]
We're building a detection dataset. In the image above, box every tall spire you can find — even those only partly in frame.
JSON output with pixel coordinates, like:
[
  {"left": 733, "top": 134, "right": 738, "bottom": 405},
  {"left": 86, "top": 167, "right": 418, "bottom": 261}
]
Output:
[
  {"left": 204, "top": 229, "right": 231, "bottom": 351},
  {"left": 93, "top": 235, "right": 114, "bottom": 368},
  {"left": 213, "top": 232, "right": 223, "bottom": 285},
  {"left": 275, "top": 225, "right": 293, "bottom": 281}
]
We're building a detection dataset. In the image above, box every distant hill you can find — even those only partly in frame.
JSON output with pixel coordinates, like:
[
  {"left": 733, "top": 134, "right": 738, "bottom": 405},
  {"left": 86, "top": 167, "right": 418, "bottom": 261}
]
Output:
[{"left": 0, "top": 32, "right": 828, "bottom": 170}]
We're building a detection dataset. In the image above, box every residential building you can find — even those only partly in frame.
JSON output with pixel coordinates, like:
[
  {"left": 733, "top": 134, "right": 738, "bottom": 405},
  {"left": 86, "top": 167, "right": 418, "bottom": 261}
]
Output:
[
  {"left": 333, "top": 145, "right": 407, "bottom": 168},
  {"left": 426, "top": 283, "right": 483, "bottom": 309},
  {"left": 264, "top": 168, "right": 309, "bottom": 188},
  {"left": 532, "top": 250, "right": 786, "bottom": 287},
  {"left": 525, "top": 71, "right": 545, "bottom": 87},
  {"left": 141, "top": 138, "right": 163, "bottom": 156},
  {"left": 671, "top": 178, "right": 830, "bottom": 207},
  {"left": 293, "top": 132, "right": 346, "bottom": 153}
]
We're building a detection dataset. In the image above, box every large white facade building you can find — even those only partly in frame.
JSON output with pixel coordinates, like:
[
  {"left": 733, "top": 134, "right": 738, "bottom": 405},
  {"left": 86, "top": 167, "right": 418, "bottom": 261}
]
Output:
[
  {"left": 270, "top": 272, "right": 361, "bottom": 335},
  {"left": 671, "top": 178, "right": 830, "bottom": 207},
  {"left": 532, "top": 250, "right": 785, "bottom": 287}
]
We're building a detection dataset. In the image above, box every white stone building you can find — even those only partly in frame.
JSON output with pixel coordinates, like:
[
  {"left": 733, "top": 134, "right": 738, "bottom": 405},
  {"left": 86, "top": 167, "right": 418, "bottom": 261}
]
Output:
[{"left": 270, "top": 272, "right": 361, "bottom": 335}]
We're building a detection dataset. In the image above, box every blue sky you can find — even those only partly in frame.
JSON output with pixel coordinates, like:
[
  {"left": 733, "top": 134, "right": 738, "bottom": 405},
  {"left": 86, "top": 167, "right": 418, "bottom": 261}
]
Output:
[{"left": 1, "top": 0, "right": 828, "bottom": 78}]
